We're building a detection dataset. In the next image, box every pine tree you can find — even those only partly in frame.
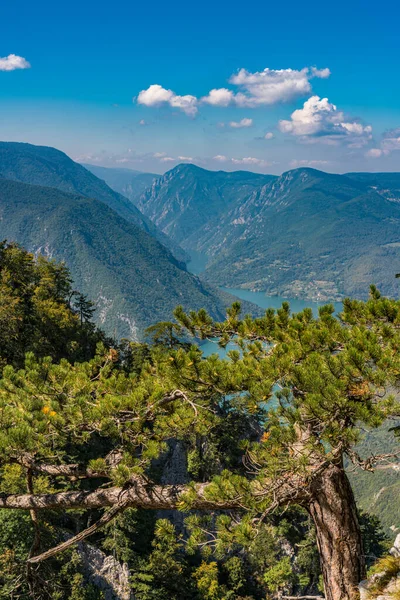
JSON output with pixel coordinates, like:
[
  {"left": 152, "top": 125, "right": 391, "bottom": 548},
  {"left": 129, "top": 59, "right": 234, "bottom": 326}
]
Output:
[
  {"left": 0, "top": 241, "right": 108, "bottom": 366},
  {"left": 0, "top": 287, "right": 399, "bottom": 599}
]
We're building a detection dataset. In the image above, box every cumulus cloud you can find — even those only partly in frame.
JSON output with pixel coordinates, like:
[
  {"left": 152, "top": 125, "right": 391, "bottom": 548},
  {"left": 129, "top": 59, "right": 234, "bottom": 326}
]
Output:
[
  {"left": 279, "top": 96, "right": 372, "bottom": 146},
  {"left": 310, "top": 67, "right": 331, "bottom": 79},
  {"left": 202, "top": 88, "right": 234, "bottom": 107},
  {"left": 264, "top": 132, "right": 274, "bottom": 140},
  {"left": 213, "top": 155, "right": 229, "bottom": 162},
  {"left": 229, "top": 118, "right": 253, "bottom": 128},
  {"left": 136, "top": 66, "right": 330, "bottom": 115},
  {"left": 137, "top": 84, "right": 198, "bottom": 116},
  {"left": 202, "top": 67, "right": 330, "bottom": 108},
  {"left": 227, "top": 67, "right": 329, "bottom": 107},
  {"left": 0, "top": 54, "right": 30, "bottom": 71}
]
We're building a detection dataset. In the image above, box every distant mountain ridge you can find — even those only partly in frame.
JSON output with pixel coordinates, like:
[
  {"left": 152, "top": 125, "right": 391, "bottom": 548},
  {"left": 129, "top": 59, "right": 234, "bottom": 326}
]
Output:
[
  {"left": 0, "top": 142, "right": 185, "bottom": 262},
  {"left": 0, "top": 176, "right": 229, "bottom": 338},
  {"left": 82, "top": 163, "right": 158, "bottom": 203},
  {"left": 136, "top": 163, "right": 276, "bottom": 248},
  {"left": 132, "top": 164, "right": 400, "bottom": 301}
]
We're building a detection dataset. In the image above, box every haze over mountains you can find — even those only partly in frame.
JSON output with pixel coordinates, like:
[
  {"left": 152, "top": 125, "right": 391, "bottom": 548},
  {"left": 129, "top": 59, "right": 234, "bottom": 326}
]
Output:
[
  {"left": 2, "top": 140, "right": 400, "bottom": 340},
  {"left": 82, "top": 163, "right": 157, "bottom": 203}
]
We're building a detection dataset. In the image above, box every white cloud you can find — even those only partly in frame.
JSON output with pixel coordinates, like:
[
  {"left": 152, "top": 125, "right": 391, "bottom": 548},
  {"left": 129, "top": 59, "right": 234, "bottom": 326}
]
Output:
[
  {"left": 279, "top": 96, "right": 372, "bottom": 146},
  {"left": 0, "top": 54, "right": 30, "bottom": 71},
  {"left": 177, "top": 156, "right": 193, "bottom": 161},
  {"left": 310, "top": 67, "right": 331, "bottom": 79},
  {"left": 227, "top": 66, "right": 330, "bottom": 107},
  {"left": 231, "top": 157, "right": 271, "bottom": 166},
  {"left": 137, "top": 84, "right": 198, "bottom": 116},
  {"left": 381, "top": 128, "right": 400, "bottom": 153},
  {"left": 160, "top": 156, "right": 175, "bottom": 162},
  {"left": 366, "top": 148, "right": 383, "bottom": 158},
  {"left": 202, "top": 88, "right": 234, "bottom": 107},
  {"left": 213, "top": 155, "right": 229, "bottom": 162},
  {"left": 289, "top": 159, "right": 330, "bottom": 168},
  {"left": 139, "top": 119, "right": 147, "bottom": 126},
  {"left": 264, "top": 132, "right": 274, "bottom": 140},
  {"left": 137, "top": 66, "right": 330, "bottom": 116},
  {"left": 229, "top": 118, "right": 253, "bottom": 128},
  {"left": 366, "top": 128, "right": 400, "bottom": 158},
  {"left": 153, "top": 152, "right": 167, "bottom": 158}
]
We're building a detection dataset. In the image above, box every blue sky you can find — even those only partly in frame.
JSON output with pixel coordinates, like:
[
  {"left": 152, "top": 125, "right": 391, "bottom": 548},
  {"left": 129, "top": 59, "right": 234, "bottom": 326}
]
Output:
[{"left": 1, "top": 0, "right": 400, "bottom": 174}]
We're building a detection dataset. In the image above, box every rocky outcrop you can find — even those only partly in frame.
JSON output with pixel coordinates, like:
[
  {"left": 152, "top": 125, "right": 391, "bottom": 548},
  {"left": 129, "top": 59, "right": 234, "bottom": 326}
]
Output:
[
  {"left": 390, "top": 534, "right": 400, "bottom": 558},
  {"left": 359, "top": 535, "right": 400, "bottom": 599},
  {"left": 77, "top": 541, "right": 134, "bottom": 600}
]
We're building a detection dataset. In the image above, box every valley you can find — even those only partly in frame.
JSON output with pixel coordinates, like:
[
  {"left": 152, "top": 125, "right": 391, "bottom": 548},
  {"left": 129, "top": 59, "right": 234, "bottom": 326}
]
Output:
[{"left": 129, "top": 164, "right": 400, "bottom": 303}]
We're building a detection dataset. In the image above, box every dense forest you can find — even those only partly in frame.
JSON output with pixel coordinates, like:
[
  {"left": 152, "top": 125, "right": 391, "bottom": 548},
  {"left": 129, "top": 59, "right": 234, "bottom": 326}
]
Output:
[{"left": 0, "top": 242, "right": 399, "bottom": 600}]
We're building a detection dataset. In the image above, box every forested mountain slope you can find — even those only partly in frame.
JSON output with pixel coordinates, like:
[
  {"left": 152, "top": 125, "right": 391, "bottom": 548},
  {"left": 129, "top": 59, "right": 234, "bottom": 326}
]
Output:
[
  {"left": 0, "top": 177, "right": 228, "bottom": 338},
  {"left": 0, "top": 142, "right": 185, "bottom": 261},
  {"left": 135, "top": 164, "right": 400, "bottom": 301},
  {"left": 200, "top": 167, "right": 400, "bottom": 300},
  {"left": 136, "top": 163, "right": 276, "bottom": 248}
]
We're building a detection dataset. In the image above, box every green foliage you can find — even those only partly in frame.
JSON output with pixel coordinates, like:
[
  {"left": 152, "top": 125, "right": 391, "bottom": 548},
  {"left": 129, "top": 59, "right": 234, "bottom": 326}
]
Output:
[
  {"left": 368, "top": 555, "right": 400, "bottom": 597},
  {"left": 130, "top": 519, "right": 195, "bottom": 600},
  {"left": 0, "top": 241, "right": 107, "bottom": 367},
  {"left": 359, "top": 512, "right": 392, "bottom": 568},
  {"left": 263, "top": 556, "right": 294, "bottom": 594},
  {"left": 139, "top": 163, "right": 400, "bottom": 302},
  {"left": 0, "top": 268, "right": 399, "bottom": 597},
  {"left": 0, "top": 176, "right": 229, "bottom": 338}
]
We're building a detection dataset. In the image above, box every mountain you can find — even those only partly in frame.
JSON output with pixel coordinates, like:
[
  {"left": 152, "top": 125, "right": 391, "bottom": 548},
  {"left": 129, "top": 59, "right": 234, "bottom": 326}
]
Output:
[
  {"left": 135, "top": 163, "right": 276, "bottom": 250},
  {"left": 0, "top": 142, "right": 185, "bottom": 262},
  {"left": 346, "top": 171, "right": 400, "bottom": 200},
  {"left": 137, "top": 164, "right": 400, "bottom": 301},
  {"left": 200, "top": 168, "right": 400, "bottom": 300},
  {"left": 82, "top": 163, "right": 157, "bottom": 202},
  {"left": 0, "top": 177, "right": 230, "bottom": 339}
]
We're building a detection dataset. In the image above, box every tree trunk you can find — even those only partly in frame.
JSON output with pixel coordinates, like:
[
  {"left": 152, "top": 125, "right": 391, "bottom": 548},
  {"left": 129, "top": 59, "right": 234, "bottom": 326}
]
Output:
[{"left": 308, "top": 463, "right": 365, "bottom": 600}]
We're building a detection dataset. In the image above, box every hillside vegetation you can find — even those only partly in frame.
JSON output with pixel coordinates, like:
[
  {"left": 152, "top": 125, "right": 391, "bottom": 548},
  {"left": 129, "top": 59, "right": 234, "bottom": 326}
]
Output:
[
  {"left": 0, "top": 258, "right": 398, "bottom": 599},
  {"left": 0, "top": 142, "right": 185, "bottom": 261},
  {"left": 0, "top": 178, "right": 228, "bottom": 338},
  {"left": 133, "top": 164, "right": 400, "bottom": 302}
]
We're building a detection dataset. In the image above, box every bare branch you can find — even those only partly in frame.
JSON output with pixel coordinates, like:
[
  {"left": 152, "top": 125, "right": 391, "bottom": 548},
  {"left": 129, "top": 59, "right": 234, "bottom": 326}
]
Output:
[{"left": 28, "top": 495, "right": 129, "bottom": 564}]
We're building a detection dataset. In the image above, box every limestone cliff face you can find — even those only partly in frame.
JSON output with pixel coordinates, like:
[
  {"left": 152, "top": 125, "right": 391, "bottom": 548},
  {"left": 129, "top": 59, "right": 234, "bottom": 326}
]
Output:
[{"left": 76, "top": 541, "right": 134, "bottom": 600}]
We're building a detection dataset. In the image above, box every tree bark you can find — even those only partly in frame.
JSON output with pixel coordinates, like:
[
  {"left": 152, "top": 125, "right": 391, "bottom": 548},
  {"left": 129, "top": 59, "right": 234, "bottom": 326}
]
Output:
[
  {"left": 0, "top": 461, "right": 366, "bottom": 599},
  {"left": 0, "top": 481, "right": 243, "bottom": 511},
  {"left": 308, "top": 463, "right": 365, "bottom": 600}
]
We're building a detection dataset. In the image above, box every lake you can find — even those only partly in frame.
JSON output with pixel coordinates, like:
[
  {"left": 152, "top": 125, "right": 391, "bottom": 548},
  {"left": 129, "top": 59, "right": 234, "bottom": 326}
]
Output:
[
  {"left": 201, "top": 289, "right": 342, "bottom": 356},
  {"left": 186, "top": 253, "right": 342, "bottom": 357}
]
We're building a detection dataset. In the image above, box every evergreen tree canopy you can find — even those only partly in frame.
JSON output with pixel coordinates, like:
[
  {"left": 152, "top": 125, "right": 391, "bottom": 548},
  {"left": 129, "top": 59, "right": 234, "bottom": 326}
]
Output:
[
  {"left": 0, "top": 241, "right": 108, "bottom": 367},
  {"left": 0, "top": 285, "right": 399, "bottom": 599}
]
